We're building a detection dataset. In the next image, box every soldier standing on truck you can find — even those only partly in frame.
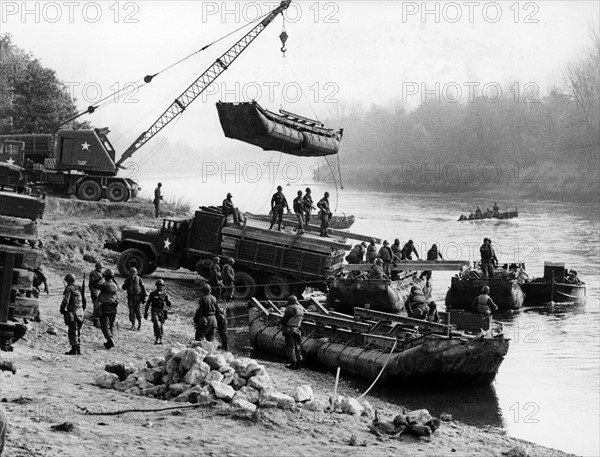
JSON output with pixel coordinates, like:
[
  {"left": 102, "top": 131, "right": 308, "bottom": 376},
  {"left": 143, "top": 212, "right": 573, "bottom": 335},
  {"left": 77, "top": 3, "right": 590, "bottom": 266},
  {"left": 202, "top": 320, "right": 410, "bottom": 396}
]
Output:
[
  {"left": 60, "top": 274, "right": 85, "bottom": 355},
  {"left": 88, "top": 262, "right": 104, "bottom": 327},
  {"left": 317, "top": 192, "right": 332, "bottom": 237},
  {"left": 122, "top": 267, "right": 147, "bottom": 331},
  {"left": 153, "top": 182, "right": 163, "bottom": 218},
  {"left": 222, "top": 193, "right": 244, "bottom": 224},
  {"left": 221, "top": 258, "right": 235, "bottom": 302},
  {"left": 293, "top": 190, "right": 305, "bottom": 235},
  {"left": 303, "top": 187, "right": 316, "bottom": 226},
  {"left": 269, "top": 185, "right": 289, "bottom": 231},
  {"left": 144, "top": 279, "right": 171, "bottom": 345},
  {"left": 194, "top": 284, "right": 218, "bottom": 342},
  {"left": 95, "top": 269, "right": 119, "bottom": 350},
  {"left": 209, "top": 257, "right": 222, "bottom": 300}
]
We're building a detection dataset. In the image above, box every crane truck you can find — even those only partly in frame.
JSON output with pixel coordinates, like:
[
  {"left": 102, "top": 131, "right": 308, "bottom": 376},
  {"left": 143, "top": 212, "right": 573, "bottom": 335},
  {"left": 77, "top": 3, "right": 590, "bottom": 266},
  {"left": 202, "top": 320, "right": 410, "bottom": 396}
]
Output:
[{"left": 0, "top": 0, "right": 292, "bottom": 202}]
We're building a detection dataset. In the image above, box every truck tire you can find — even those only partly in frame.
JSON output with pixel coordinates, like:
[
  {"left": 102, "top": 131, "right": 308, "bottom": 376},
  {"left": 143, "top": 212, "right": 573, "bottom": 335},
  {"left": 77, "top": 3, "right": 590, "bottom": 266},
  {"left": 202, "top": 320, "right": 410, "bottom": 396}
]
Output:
[
  {"left": 118, "top": 248, "right": 150, "bottom": 276},
  {"left": 107, "top": 182, "right": 130, "bottom": 202},
  {"left": 263, "top": 274, "right": 290, "bottom": 301},
  {"left": 77, "top": 180, "right": 102, "bottom": 201},
  {"left": 233, "top": 271, "right": 257, "bottom": 300}
]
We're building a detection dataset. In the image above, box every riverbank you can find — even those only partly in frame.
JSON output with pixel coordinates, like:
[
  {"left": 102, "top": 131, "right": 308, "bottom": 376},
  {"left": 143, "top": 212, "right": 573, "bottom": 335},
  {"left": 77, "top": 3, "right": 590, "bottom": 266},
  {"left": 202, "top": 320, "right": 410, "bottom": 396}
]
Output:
[{"left": 0, "top": 197, "right": 577, "bottom": 456}]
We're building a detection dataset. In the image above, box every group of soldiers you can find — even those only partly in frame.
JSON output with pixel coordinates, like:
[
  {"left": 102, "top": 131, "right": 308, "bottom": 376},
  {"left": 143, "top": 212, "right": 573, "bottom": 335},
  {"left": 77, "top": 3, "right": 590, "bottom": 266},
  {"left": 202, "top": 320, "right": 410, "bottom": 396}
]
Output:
[
  {"left": 268, "top": 186, "right": 333, "bottom": 237},
  {"left": 59, "top": 259, "right": 232, "bottom": 355}
]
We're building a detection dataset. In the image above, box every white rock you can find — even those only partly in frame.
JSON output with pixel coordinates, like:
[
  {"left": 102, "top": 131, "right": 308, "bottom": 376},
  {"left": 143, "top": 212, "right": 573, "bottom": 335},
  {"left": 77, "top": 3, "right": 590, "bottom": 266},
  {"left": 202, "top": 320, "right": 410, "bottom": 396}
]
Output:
[
  {"left": 146, "top": 357, "right": 166, "bottom": 368},
  {"left": 191, "top": 340, "right": 217, "bottom": 354},
  {"left": 304, "top": 400, "right": 325, "bottom": 412},
  {"left": 210, "top": 381, "right": 235, "bottom": 401},
  {"left": 205, "top": 370, "right": 224, "bottom": 384},
  {"left": 340, "top": 397, "right": 364, "bottom": 415},
  {"left": 114, "top": 375, "right": 138, "bottom": 392},
  {"left": 204, "top": 354, "right": 227, "bottom": 371},
  {"left": 247, "top": 374, "right": 272, "bottom": 391},
  {"left": 191, "top": 346, "right": 208, "bottom": 360},
  {"left": 221, "top": 351, "right": 235, "bottom": 364},
  {"left": 231, "top": 396, "right": 257, "bottom": 413},
  {"left": 95, "top": 372, "right": 119, "bottom": 389},
  {"left": 180, "top": 349, "right": 202, "bottom": 371},
  {"left": 230, "top": 357, "right": 254, "bottom": 375},
  {"left": 234, "top": 386, "right": 259, "bottom": 404},
  {"left": 165, "top": 358, "right": 179, "bottom": 375},
  {"left": 136, "top": 378, "right": 154, "bottom": 390},
  {"left": 259, "top": 387, "right": 295, "bottom": 410},
  {"left": 406, "top": 409, "right": 432, "bottom": 425},
  {"left": 163, "top": 342, "right": 187, "bottom": 361},
  {"left": 184, "top": 361, "right": 210, "bottom": 386},
  {"left": 289, "top": 385, "right": 314, "bottom": 403},
  {"left": 241, "top": 362, "right": 266, "bottom": 379}
]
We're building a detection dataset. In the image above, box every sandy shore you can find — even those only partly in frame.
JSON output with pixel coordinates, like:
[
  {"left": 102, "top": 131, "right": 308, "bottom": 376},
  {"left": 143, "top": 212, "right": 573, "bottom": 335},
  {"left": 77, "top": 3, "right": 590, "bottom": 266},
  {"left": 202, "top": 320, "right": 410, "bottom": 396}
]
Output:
[{"left": 0, "top": 199, "right": 576, "bottom": 456}]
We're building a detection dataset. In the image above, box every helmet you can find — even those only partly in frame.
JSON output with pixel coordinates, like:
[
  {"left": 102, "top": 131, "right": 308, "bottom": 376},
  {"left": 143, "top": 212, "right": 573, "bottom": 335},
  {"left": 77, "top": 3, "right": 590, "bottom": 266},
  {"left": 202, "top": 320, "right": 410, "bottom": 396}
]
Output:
[
  {"left": 408, "top": 239, "right": 414, "bottom": 244},
  {"left": 277, "top": 186, "right": 283, "bottom": 191},
  {"left": 383, "top": 240, "right": 389, "bottom": 245},
  {"left": 227, "top": 192, "right": 232, "bottom": 197},
  {"left": 482, "top": 286, "right": 490, "bottom": 293},
  {"left": 394, "top": 239, "right": 400, "bottom": 244},
  {"left": 157, "top": 182, "right": 162, "bottom": 186},
  {"left": 129, "top": 267, "right": 138, "bottom": 275},
  {"left": 212, "top": 256, "right": 220, "bottom": 262},
  {"left": 155, "top": 279, "right": 165, "bottom": 286},
  {"left": 428, "top": 301, "right": 437, "bottom": 310},
  {"left": 287, "top": 295, "right": 299, "bottom": 304},
  {"left": 324, "top": 192, "right": 330, "bottom": 198},
  {"left": 411, "top": 285, "right": 421, "bottom": 293},
  {"left": 103, "top": 269, "right": 114, "bottom": 278},
  {"left": 64, "top": 273, "right": 76, "bottom": 284},
  {"left": 227, "top": 258, "right": 235, "bottom": 265},
  {"left": 305, "top": 187, "right": 311, "bottom": 193},
  {"left": 375, "top": 258, "right": 383, "bottom": 265},
  {"left": 361, "top": 242, "right": 367, "bottom": 247},
  {"left": 484, "top": 237, "right": 490, "bottom": 243},
  {"left": 201, "top": 284, "right": 211, "bottom": 294},
  {"left": 370, "top": 239, "right": 376, "bottom": 244},
  {"left": 297, "top": 190, "right": 302, "bottom": 196},
  {"left": 95, "top": 262, "right": 103, "bottom": 270}
]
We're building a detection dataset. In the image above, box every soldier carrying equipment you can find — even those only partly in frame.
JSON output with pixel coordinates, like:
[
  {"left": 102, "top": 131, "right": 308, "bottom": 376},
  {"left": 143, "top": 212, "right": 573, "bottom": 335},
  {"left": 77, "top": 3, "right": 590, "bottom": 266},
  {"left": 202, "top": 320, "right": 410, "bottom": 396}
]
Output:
[
  {"left": 122, "top": 267, "right": 147, "bottom": 331},
  {"left": 60, "top": 273, "right": 85, "bottom": 355},
  {"left": 144, "top": 279, "right": 171, "bottom": 345}
]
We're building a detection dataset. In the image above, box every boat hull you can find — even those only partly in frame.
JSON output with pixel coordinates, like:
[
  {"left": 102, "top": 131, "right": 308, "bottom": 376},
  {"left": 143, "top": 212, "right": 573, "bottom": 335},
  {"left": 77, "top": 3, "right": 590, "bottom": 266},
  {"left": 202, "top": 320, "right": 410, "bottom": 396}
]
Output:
[
  {"left": 249, "top": 309, "right": 509, "bottom": 387},
  {"left": 445, "top": 277, "right": 525, "bottom": 311},
  {"left": 247, "top": 213, "right": 355, "bottom": 230},
  {"left": 459, "top": 211, "right": 518, "bottom": 221},
  {"left": 521, "top": 280, "right": 586, "bottom": 305}
]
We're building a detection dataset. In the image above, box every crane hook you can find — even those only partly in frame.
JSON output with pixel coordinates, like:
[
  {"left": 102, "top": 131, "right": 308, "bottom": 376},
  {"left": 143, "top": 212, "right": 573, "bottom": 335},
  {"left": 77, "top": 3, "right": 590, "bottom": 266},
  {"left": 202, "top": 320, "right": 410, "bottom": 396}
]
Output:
[{"left": 279, "top": 30, "right": 288, "bottom": 54}]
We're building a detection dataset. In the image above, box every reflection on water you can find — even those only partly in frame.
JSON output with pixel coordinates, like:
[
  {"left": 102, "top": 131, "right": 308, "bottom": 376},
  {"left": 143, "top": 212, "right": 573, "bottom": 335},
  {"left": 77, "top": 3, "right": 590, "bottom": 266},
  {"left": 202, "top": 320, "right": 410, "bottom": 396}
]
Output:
[{"left": 153, "top": 175, "right": 599, "bottom": 456}]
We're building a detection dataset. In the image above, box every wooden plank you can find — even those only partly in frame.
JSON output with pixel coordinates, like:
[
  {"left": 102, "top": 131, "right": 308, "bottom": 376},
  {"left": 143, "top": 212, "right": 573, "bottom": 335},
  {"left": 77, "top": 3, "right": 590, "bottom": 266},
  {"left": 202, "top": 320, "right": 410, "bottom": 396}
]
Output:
[
  {"left": 0, "top": 267, "right": 33, "bottom": 290},
  {"left": 266, "top": 300, "right": 284, "bottom": 316},
  {"left": 358, "top": 333, "right": 397, "bottom": 348},
  {"left": 344, "top": 260, "right": 469, "bottom": 272},
  {"left": 0, "top": 215, "right": 39, "bottom": 241},
  {"left": 310, "top": 297, "right": 329, "bottom": 314},
  {"left": 354, "top": 307, "right": 449, "bottom": 332},
  {"left": 304, "top": 311, "right": 372, "bottom": 332},
  {"left": 0, "top": 252, "right": 14, "bottom": 321},
  {"left": 250, "top": 297, "right": 270, "bottom": 316},
  {"left": 302, "top": 321, "right": 358, "bottom": 341},
  {"left": 0, "top": 245, "right": 43, "bottom": 269},
  {"left": 0, "top": 192, "right": 45, "bottom": 220}
]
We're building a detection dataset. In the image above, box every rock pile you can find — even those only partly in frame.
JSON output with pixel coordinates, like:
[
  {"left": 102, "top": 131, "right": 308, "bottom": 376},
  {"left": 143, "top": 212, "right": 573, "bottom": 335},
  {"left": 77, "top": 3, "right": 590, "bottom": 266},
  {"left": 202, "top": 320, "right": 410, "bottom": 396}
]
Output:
[{"left": 94, "top": 342, "right": 315, "bottom": 413}]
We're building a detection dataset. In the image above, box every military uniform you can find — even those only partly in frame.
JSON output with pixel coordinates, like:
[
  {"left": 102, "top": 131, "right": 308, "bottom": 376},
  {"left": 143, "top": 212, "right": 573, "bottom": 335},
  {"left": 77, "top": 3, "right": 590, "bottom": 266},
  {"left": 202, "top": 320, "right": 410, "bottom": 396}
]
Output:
[
  {"left": 402, "top": 241, "right": 419, "bottom": 260},
  {"left": 366, "top": 243, "right": 378, "bottom": 263},
  {"left": 96, "top": 279, "right": 119, "bottom": 349},
  {"left": 471, "top": 293, "right": 498, "bottom": 315},
  {"left": 281, "top": 296, "right": 304, "bottom": 369},
  {"left": 153, "top": 184, "right": 162, "bottom": 218},
  {"left": 405, "top": 288, "right": 429, "bottom": 319},
  {"left": 317, "top": 196, "right": 331, "bottom": 237},
  {"left": 480, "top": 239, "right": 497, "bottom": 279},
  {"left": 269, "top": 189, "right": 289, "bottom": 230},
  {"left": 302, "top": 192, "right": 314, "bottom": 226},
  {"left": 293, "top": 195, "right": 305, "bottom": 234},
  {"left": 88, "top": 267, "right": 103, "bottom": 325},
  {"left": 123, "top": 273, "right": 147, "bottom": 329},
  {"left": 144, "top": 288, "right": 171, "bottom": 343},
  {"left": 60, "top": 283, "right": 85, "bottom": 354},
  {"left": 194, "top": 292, "right": 218, "bottom": 341},
  {"left": 221, "top": 262, "right": 235, "bottom": 302},
  {"left": 209, "top": 260, "right": 222, "bottom": 300},
  {"left": 215, "top": 302, "right": 228, "bottom": 351}
]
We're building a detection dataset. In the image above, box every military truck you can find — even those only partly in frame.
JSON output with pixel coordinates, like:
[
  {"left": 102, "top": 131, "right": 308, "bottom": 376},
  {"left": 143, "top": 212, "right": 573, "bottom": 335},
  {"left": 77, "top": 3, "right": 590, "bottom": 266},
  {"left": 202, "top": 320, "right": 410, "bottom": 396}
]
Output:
[{"left": 105, "top": 208, "right": 349, "bottom": 300}]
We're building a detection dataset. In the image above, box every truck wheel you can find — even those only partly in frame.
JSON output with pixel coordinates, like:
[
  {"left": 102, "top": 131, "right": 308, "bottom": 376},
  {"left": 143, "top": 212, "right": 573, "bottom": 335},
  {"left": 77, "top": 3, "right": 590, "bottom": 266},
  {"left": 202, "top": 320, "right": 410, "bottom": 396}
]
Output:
[
  {"left": 107, "top": 182, "right": 130, "bottom": 202},
  {"left": 233, "top": 271, "right": 257, "bottom": 299},
  {"left": 118, "top": 248, "right": 150, "bottom": 276},
  {"left": 263, "top": 274, "right": 290, "bottom": 301},
  {"left": 77, "top": 180, "right": 102, "bottom": 201}
]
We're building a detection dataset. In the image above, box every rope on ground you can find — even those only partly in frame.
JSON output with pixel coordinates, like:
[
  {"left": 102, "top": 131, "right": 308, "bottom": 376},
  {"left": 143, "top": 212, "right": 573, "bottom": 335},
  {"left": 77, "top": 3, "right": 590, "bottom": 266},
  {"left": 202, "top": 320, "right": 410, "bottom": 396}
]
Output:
[
  {"left": 356, "top": 339, "right": 397, "bottom": 400},
  {"left": 76, "top": 401, "right": 217, "bottom": 415}
]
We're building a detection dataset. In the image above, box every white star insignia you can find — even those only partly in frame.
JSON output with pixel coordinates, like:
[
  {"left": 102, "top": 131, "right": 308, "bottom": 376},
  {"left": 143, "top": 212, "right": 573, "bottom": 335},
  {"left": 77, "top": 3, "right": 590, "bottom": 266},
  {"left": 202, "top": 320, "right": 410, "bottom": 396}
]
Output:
[
  {"left": 81, "top": 142, "right": 91, "bottom": 151},
  {"left": 6, "top": 158, "right": 15, "bottom": 165},
  {"left": 163, "top": 239, "right": 172, "bottom": 250}
]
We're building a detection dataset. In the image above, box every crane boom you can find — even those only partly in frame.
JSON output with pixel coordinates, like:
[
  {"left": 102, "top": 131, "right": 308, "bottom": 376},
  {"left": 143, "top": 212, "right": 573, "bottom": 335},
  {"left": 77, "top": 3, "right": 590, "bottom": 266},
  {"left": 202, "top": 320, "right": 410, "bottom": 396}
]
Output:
[{"left": 116, "top": 0, "right": 291, "bottom": 168}]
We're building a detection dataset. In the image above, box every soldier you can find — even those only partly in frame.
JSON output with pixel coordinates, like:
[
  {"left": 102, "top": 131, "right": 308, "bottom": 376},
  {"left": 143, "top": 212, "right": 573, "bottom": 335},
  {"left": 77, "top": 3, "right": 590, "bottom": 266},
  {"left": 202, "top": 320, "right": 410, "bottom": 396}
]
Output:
[
  {"left": 122, "top": 267, "right": 147, "bottom": 331},
  {"left": 369, "top": 258, "right": 388, "bottom": 280},
  {"left": 366, "top": 239, "right": 378, "bottom": 263},
  {"left": 317, "top": 192, "right": 332, "bottom": 237},
  {"left": 280, "top": 295, "right": 304, "bottom": 369},
  {"left": 153, "top": 182, "right": 163, "bottom": 218},
  {"left": 88, "top": 262, "right": 104, "bottom": 327},
  {"left": 378, "top": 240, "right": 394, "bottom": 277},
  {"left": 480, "top": 237, "right": 498, "bottom": 279},
  {"left": 402, "top": 239, "right": 419, "bottom": 260},
  {"left": 30, "top": 266, "right": 48, "bottom": 322},
  {"left": 269, "top": 185, "right": 289, "bottom": 231},
  {"left": 293, "top": 190, "right": 305, "bottom": 235},
  {"left": 345, "top": 242, "right": 367, "bottom": 264},
  {"left": 208, "top": 256, "right": 222, "bottom": 300},
  {"left": 222, "top": 192, "right": 244, "bottom": 224},
  {"left": 405, "top": 285, "right": 429, "bottom": 319},
  {"left": 303, "top": 187, "right": 316, "bottom": 226},
  {"left": 60, "top": 274, "right": 85, "bottom": 355},
  {"left": 95, "top": 269, "right": 119, "bottom": 349},
  {"left": 215, "top": 301, "right": 228, "bottom": 351},
  {"left": 144, "top": 279, "right": 171, "bottom": 345},
  {"left": 420, "top": 244, "right": 444, "bottom": 283},
  {"left": 194, "top": 284, "right": 218, "bottom": 342},
  {"left": 221, "top": 258, "right": 235, "bottom": 302},
  {"left": 471, "top": 286, "right": 498, "bottom": 315}
]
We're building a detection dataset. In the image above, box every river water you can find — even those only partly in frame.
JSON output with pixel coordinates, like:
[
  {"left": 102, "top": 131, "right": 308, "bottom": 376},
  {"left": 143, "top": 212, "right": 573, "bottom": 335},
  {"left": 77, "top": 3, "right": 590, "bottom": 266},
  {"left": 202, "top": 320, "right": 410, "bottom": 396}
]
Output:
[{"left": 139, "top": 175, "right": 599, "bottom": 456}]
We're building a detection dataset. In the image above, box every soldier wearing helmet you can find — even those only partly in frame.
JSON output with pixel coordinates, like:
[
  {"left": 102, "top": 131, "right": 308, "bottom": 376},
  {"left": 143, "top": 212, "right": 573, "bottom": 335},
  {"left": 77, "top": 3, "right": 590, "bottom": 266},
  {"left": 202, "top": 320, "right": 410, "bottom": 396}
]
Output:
[
  {"left": 88, "top": 261, "right": 104, "bottom": 327},
  {"left": 60, "top": 273, "right": 85, "bottom": 355},
  {"left": 405, "top": 284, "right": 429, "bottom": 319},
  {"left": 480, "top": 237, "right": 498, "bottom": 279},
  {"left": 302, "top": 187, "right": 316, "bottom": 226},
  {"left": 367, "top": 239, "right": 378, "bottom": 263},
  {"left": 316, "top": 192, "right": 332, "bottom": 237},
  {"left": 280, "top": 295, "right": 304, "bottom": 369},
  {"left": 94, "top": 268, "right": 119, "bottom": 349},
  {"left": 194, "top": 284, "right": 218, "bottom": 342},
  {"left": 122, "top": 267, "right": 147, "bottom": 331},
  {"left": 293, "top": 190, "right": 306, "bottom": 235},
  {"left": 369, "top": 258, "right": 388, "bottom": 280},
  {"left": 222, "top": 192, "right": 244, "bottom": 224},
  {"left": 471, "top": 286, "right": 498, "bottom": 315},
  {"left": 402, "top": 239, "right": 419, "bottom": 260},
  {"left": 153, "top": 182, "right": 163, "bottom": 218},
  {"left": 144, "top": 279, "right": 172, "bottom": 345},
  {"left": 221, "top": 258, "right": 235, "bottom": 303},
  {"left": 208, "top": 257, "right": 222, "bottom": 300},
  {"left": 269, "top": 185, "right": 289, "bottom": 231}
]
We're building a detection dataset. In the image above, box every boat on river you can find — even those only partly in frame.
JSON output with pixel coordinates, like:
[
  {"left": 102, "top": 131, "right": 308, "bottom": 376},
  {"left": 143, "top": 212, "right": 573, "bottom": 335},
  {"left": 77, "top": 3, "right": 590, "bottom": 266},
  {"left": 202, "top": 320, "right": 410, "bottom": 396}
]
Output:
[
  {"left": 249, "top": 302, "right": 510, "bottom": 387},
  {"left": 445, "top": 263, "right": 526, "bottom": 311},
  {"left": 458, "top": 208, "right": 518, "bottom": 221},
  {"left": 327, "top": 273, "right": 431, "bottom": 314},
  {"left": 521, "top": 262, "right": 586, "bottom": 305}
]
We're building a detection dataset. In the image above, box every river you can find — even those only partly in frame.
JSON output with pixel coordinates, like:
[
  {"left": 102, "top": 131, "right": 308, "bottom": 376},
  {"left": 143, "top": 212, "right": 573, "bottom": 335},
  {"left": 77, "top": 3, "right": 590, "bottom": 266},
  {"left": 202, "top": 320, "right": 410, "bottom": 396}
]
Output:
[{"left": 138, "top": 174, "right": 599, "bottom": 456}]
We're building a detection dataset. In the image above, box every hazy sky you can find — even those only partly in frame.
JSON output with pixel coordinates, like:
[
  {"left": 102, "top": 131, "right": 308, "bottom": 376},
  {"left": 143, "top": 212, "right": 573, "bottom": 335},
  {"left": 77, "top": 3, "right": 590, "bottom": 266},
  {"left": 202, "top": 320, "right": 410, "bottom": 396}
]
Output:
[{"left": 2, "top": 1, "right": 598, "bottom": 159}]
